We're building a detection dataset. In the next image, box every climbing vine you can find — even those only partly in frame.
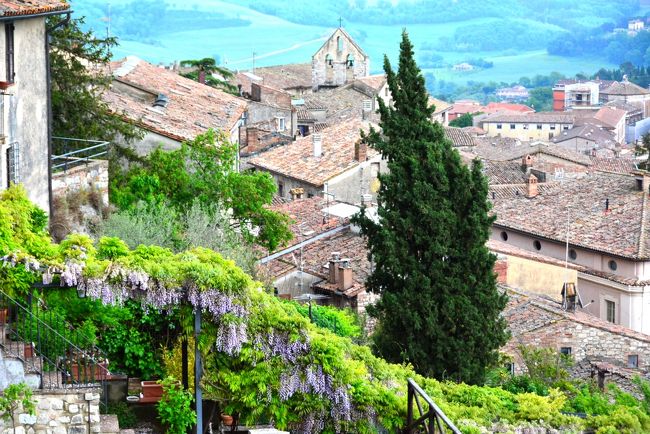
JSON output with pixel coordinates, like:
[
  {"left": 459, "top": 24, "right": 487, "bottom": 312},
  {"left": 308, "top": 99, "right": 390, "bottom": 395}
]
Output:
[{"left": 2, "top": 186, "right": 650, "bottom": 433}]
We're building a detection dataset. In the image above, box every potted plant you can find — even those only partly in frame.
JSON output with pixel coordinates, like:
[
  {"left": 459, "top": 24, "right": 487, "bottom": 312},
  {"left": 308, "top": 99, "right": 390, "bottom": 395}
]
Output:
[
  {"left": 23, "top": 342, "right": 34, "bottom": 359},
  {"left": 220, "top": 413, "right": 234, "bottom": 427}
]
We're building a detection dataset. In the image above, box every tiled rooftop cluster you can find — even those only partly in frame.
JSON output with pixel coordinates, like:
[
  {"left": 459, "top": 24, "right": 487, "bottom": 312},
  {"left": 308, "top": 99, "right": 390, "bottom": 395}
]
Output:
[
  {"left": 237, "top": 63, "right": 312, "bottom": 91},
  {"left": 104, "top": 57, "right": 247, "bottom": 141},
  {"left": 249, "top": 118, "right": 378, "bottom": 187},
  {"left": 303, "top": 83, "right": 380, "bottom": 123},
  {"left": 492, "top": 172, "right": 650, "bottom": 259},
  {"left": 270, "top": 197, "right": 348, "bottom": 243},
  {"left": 0, "top": 0, "right": 68, "bottom": 16}
]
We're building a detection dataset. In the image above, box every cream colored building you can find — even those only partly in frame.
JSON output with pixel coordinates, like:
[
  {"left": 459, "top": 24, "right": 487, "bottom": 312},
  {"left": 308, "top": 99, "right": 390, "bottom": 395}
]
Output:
[
  {"left": 0, "top": 1, "right": 71, "bottom": 215},
  {"left": 480, "top": 112, "right": 574, "bottom": 141}
]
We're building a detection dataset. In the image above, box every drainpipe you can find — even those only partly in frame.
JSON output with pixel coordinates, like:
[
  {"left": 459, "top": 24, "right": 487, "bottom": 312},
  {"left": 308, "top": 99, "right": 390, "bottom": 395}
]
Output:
[{"left": 45, "top": 12, "right": 71, "bottom": 223}]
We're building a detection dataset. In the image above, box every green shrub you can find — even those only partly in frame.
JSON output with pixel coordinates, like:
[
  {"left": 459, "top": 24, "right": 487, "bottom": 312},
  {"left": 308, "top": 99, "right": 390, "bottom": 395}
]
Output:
[
  {"left": 157, "top": 376, "right": 196, "bottom": 434},
  {"left": 291, "top": 302, "right": 362, "bottom": 339}
]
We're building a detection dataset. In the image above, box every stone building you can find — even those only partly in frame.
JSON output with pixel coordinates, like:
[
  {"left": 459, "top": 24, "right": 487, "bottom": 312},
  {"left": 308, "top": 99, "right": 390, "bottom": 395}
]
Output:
[
  {"left": 503, "top": 288, "right": 650, "bottom": 391},
  {"left": 0, "top": 0, "right": 71, "bottom": 215},
  {"left": 248, "top": 118, "right": 386, "bottom": 204},
  {"left": 104, "top": 56, "right": 248, "bottom": 154},
  {"left": 311, "top": 27, "right": 369, "bottom": 91}
]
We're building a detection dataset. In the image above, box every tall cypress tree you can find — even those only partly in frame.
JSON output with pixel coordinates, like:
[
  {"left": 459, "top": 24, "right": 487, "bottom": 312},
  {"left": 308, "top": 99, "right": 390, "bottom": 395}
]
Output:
[{"left": 353, "top": 31, "right": 508, "bottom": 384}]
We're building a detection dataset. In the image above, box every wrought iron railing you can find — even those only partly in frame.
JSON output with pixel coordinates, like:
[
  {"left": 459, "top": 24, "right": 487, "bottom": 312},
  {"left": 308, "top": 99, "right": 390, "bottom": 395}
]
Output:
[
  {"left": 51, "top": 137, "right": 109, "bottom": 172},
  {"left": 0, "top": 288, "right": 110, "bottom": 394},
  {"left": 403, "top": 379, "right": 461, "bottom": 434}
]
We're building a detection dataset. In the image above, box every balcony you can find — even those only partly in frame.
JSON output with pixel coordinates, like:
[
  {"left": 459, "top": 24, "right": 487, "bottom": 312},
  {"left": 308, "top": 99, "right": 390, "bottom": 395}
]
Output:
[{"left": 51, "top": 137, "right": 109, "bottom": 172}]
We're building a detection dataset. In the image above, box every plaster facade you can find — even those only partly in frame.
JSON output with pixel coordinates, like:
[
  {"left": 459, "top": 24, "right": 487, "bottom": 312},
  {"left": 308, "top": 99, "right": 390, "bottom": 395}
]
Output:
[
  {"left": 0, "top": 17, "right": 50, "bottom": 214},
  {"left": 482, "top": 120, "right": 573, "bottom": 141},
  {"left": 491, "top": 226, "right": 650, "bottom": 334}
]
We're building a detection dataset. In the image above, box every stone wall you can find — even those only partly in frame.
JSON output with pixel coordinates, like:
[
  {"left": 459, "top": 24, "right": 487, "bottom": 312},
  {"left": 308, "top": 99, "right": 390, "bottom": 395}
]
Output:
[
  {"left": 503, "top": 289, "right": 650, "bottom": 387},
  {"left": 51, "top": 160, "right": 109, "bottom": 207},
  {"left": 0, "top": 389, "right": 105, "bottom": 434}
]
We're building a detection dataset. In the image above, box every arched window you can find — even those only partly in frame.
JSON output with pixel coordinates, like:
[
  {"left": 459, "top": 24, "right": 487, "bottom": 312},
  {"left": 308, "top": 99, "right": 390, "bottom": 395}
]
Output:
[
  {"left": 346, "top": 54, "right": 354, "bottom": 69},
  {"left": 337, "top": 36, "right": 343, "bottom": 52},
  {"left": 325, "top": 54, "right": 333, "bottom": 67}
]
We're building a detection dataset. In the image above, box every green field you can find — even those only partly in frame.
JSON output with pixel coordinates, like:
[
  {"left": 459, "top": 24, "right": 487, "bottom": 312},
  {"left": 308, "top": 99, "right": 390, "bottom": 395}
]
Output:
[{"left": 85, "top": 0, "right": 617, "bottom": 84}]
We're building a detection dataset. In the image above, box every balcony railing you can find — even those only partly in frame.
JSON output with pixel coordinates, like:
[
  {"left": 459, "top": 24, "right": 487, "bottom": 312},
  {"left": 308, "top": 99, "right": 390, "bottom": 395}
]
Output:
[
  {"left": 51, "top": 137, "right": 109, "bottom": 172},
  {"left": 403, "top": 379, "right": 461, "bottom": 434}
]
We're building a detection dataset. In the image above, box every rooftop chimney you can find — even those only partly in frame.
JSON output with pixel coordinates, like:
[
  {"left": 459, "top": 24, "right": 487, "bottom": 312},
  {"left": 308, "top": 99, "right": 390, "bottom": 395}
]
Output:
[
  {"left": 313, "top": 133, "right": 323, "bottom": 157},
  {"left": 328, "top": 252, "right": 341, "bottom": 284},
  {"left": 338, "top": 259, "right": 353, "bottom": 291},
  {"left": 355, "top": 139, "right": 367, "bottom": 162},
  {"left": 521, "top": 154, "right": 533, "bottom": 171},
  {"left": 526, "top": 173, "right": 538, "bottom": 198}
]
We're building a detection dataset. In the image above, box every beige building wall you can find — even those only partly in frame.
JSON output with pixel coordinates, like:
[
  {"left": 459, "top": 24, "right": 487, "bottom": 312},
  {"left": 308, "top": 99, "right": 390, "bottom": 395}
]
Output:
[
  {"left": 0, "top": 18, "right": 50, "bottom": 214},
  {"left": 483, "top": 121, "right": 572, "bottom": 141},
  {"left": 503, "top": 255, "right": 576, "bottom": 302}
]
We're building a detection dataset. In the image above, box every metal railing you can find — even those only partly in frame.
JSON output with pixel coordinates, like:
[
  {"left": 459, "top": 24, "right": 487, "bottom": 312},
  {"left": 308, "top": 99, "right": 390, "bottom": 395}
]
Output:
[
  {"left": 0, "top": 288, "right": 110, "bottom": 393},
  {"left": 51, "top": 137, "right": 109, "bottom": 172},
  {"left": 403, "top": 379, "right": 461, "bottom": 434}
]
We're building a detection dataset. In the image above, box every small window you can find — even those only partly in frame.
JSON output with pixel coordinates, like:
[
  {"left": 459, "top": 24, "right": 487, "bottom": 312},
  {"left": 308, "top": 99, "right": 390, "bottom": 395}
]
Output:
[
  {"left": 337, "top": 36, "right": 343, "bottom": 52},
  {"left": 550, "top": 125, "right": 556, "bottom": 130},
  {"left": 606, "top": 300, "right": 616, "bottom": 323},
  {"left": 628, "top": 354, "right": 639, "bottom": 368},
  {"left": 277, "top": 117, "right": 286, "bottom": 131},
  {"left": 307, "top": 192, "right": 314, "bottom": 198},
  {"left": 560, "top": 347, "right": 572, "bottom": 356},
  {"left": 500, "top": 231, "right": 508, "bottom": 241},
  {"left": 608, "top": 260, "right": 617, "bottom": 271},
  {"left": 537, "top": 124, "right": 543, "bottom": 130},
  {"left": 278, "top": 182, "right": 284, "bottom": 197},
  {"left": 510, "top": 124, "right": 516, "bottom": 130},
  {"left": 5, "top": 23, "right": 14, "bottom": 83},
  {"left": 569, "top": 249, "right": 577, "bottom": 260},
  {"left": 496, "top": 124, "right": 502, "bottom": 130},
  {"left": 385, "top": 87, "right": 389, "bottom": 96},
  {"left": 563, "top": 125, "right": 570, "bottom": 130},
  {"left": 533, "top": 240, "right": 542, "bottom": 251},
  {"left": 504, "top": 363, "right": 515, "bottom": 375}
]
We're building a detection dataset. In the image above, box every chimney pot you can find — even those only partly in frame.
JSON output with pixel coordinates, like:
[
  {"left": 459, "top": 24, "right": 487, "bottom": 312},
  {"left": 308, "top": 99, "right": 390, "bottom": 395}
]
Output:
[
  {"left": 338, "top": 259, "right": 353, "bottom": 291},
  {"left": 355, "top": 139, "right": 368, "bottom": 162},
  {"left": 313, "top": 133, "right": 323, "bottom": 157},
  {"left": 328, "top": 252, "right": 341, "bottom": 284},
  {"left": 526, "top": 173, "right": 538, "bottom": 198}
]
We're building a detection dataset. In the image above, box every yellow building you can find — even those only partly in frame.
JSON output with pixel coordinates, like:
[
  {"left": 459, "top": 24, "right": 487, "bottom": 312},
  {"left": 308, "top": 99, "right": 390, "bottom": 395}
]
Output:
[{"left": 480, "top": 112, "right": 574, "bottom": 141}]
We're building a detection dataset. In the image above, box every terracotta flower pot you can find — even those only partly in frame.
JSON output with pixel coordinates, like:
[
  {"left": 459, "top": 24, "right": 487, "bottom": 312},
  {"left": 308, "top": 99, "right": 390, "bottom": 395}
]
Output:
[
  {"left": 221, "top": 414, "right": 234, "bottom": 426},
  {"left": 0, "top": 308, "right": 8, "bottom": 325},
  {"left": 24, "top": 342, "right": 34, "bottom": 359}
]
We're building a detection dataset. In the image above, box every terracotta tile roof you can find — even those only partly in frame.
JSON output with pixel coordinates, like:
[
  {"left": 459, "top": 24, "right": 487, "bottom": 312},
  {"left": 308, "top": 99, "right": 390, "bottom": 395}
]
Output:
[
  {"left": 481, "top": 102, "right": 534, "bottom": 114},
  {"left": 552, "top": 124, "right": 618, "bottom": 148},
  {"left": 241, "top": 63, "right": 312, "bottom": 91},
  {"left": 590, "top": 157, "right": 638, "bottom": 175},
  {"left": 264, "top": 228, "right": 370, "bottom": 298},
  {"left": 555, "top": 79, "right": 615, "bottom": 91},
  {"left": 269, "top": 197, "right": 348, "bottom": 246},
  {"left": 488, "top": 182, "right": 556, "bottom": 200},
  {"left": 482, "top": 112, "right": 574, "bottom": 124},
  {"left": 303, "top": 84, "right": 378, "bottom": 123},
  {"left": 450, "top": 101, "right": 482, "bottom": 115},
  {"left": 605, "top": 100, "right": 644, "bottom": 114},
  {"left": 429, "top": 97, "right": 451, "bottom": 114},
  {"left": 504, "top": 286, "right": 650, "bottom": 344},
  {"left": 0, "top": 0, "right": 69, "bottom": 17},
  {"left": 443, "top": 126, "right": 475, "bottom": 147},
  {"left": 103, "top": 57, "right": 247, "bottom": 142},
  {"left": 249, "top": 118, "right": 378, "bottom": 187},
  {"left": 601, "top": 79, "right": 650, "bottom": 96},
  {"left": 593, "top": 106, "right": 627, "bottom": 128},
  {"left": 473, "top": 140, "right": 592, "bottom": 166},
  {"left": 482, "top": 160, "right": 529, "bottom": 185},
  {"left": 354, "top": 74, "right": 386, "bottom": 91},
  {"left": 492, "top": 172, "right": 650, "bottom": 259}
]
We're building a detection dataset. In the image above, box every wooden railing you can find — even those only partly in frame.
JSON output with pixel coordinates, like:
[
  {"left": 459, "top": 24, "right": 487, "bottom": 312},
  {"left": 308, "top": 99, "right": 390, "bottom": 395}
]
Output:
[{"left": 403, "top": 378, "right": 461, "bottom": 434}]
